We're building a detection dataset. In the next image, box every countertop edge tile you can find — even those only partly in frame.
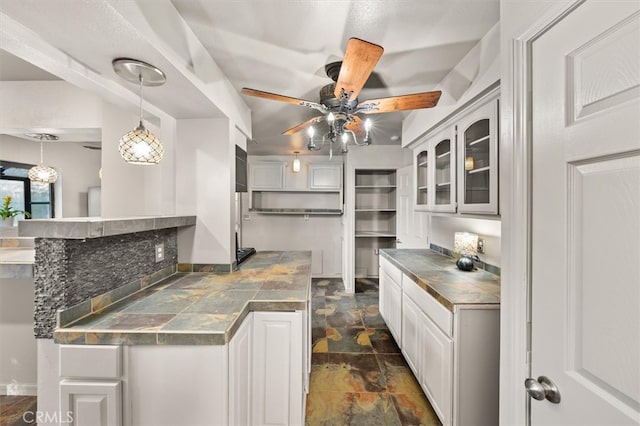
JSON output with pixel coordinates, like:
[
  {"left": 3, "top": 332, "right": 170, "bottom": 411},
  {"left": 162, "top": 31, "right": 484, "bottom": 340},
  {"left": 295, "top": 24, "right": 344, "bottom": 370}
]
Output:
[{"left": 379, "top": 249, "right": 500, "bottom": 311}]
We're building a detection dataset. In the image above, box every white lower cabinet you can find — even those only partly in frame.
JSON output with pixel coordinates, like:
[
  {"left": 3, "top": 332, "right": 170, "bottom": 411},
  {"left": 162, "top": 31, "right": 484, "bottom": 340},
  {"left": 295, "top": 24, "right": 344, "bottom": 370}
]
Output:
[
  {"left": 379, "top": 265, "right": 402, "bottom": 345},
  {"left": 400, "top": 293, "right": 421, "bottom": 374},
  {"left": 419, "top": 309, "right": 454, "bottom": 425},
  {"left": 59, "top": 311, "right": 309, "bottom": 426},
  {"left": 60, "top": 380, "right": 121, "bottom": 426},
  {"left": 229, "top": 312, "right": 253, "bottom": 426},
  {"left": 381, "top": 257, "right": 500, "bottom": 426},
  {"left": 58, "top": 345, "right": 123, "bottom": 426},
  {"left": 251, "top": 311, "right": 305, "bottom": 426}
]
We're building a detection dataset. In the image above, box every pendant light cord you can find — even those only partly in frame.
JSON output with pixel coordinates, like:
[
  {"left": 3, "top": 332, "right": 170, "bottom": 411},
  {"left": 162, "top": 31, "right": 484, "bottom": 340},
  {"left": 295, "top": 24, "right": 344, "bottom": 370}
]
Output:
[
  {"left": 39, "top": 135, "right": 44, "bottom": 164},
  {"left": 139, "top": 74, "right": 144, "bottom": 126}
]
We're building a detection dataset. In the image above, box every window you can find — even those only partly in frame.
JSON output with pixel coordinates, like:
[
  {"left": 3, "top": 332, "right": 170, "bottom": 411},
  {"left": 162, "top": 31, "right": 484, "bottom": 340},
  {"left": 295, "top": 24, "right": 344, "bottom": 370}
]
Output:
[{"left": 0, "top": 160, "right": 55, "bottom": 219}]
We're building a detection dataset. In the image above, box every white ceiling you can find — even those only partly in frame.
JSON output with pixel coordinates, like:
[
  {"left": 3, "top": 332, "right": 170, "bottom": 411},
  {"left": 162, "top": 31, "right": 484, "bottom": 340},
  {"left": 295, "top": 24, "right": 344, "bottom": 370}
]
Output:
[{"left": 0, "top": 0, "right": 499, "bottom": 156}]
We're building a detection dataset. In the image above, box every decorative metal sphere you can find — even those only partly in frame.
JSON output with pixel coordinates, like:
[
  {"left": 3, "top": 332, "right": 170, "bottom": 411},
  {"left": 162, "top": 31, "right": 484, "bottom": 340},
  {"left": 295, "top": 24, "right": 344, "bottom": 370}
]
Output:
[
  {"left": 28, "top": 164, "right": 58, "bottom": 183},
  {"left": 456, "top": 255, "right": 475, "bottom": 271},
  {"left": 118, "top": 123, "right": 164, "bottom": 165}
]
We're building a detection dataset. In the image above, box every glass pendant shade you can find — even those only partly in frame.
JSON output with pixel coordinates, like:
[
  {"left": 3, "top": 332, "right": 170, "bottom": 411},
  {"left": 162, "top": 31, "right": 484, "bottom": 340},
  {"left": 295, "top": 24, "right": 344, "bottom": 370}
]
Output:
[
  {"left": 28, "top": 163, "right": 58, "bottom": 183},
  {"left": 118, "top": 122, "right": 164, "bottom": 165},
  {"left": 112, "top": 58, "right": 166, "bottom": 165},
  {"left": 292, "top": 151, "right": 301, "bottom": 173},
  {"left": 27, "top": 134, "right": 58, "bottom": 184}
]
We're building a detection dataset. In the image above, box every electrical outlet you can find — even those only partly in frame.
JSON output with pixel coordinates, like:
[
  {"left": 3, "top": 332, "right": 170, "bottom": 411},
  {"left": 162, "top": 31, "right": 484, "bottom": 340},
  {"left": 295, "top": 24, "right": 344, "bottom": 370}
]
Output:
[
  {"left": 304, "top": 214, "right": 309, "bottom": 221},
  {"left": 477, "top": 239, "right": 485, "bottom": 254},
  {"left": 374, "top": 248, "right": 379, "bottom": 255},
  {"left": 155, "top": 243, "right": 165, "bottom": 263}
]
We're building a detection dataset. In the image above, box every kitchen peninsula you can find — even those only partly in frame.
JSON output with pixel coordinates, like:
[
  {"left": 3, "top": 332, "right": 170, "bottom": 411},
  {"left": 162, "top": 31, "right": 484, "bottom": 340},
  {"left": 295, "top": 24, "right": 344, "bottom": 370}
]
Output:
[{"left": 19, "top": 216, "right": 311, "bottom": 426}]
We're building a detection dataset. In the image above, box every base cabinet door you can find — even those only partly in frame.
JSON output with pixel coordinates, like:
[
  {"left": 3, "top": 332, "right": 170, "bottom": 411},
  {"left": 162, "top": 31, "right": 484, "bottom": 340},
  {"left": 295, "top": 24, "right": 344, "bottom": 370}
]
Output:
[
  {"left": 229, "top": 312, "right": 253, "bottom": 426},
  {"left": 401, "top": 293, "right": 421, "bottom": 374},
  {"left": 383, "top": 270, "right": 402, "bottom": 344},
  {"left": 60, "top": 380, "right": 121, "bottom": 426},
  {"left": 420, "top": 314, "right": 454, "bottom": 426},
  {"left": 252, "top": 311, "right": 304, "bottom": 426}
]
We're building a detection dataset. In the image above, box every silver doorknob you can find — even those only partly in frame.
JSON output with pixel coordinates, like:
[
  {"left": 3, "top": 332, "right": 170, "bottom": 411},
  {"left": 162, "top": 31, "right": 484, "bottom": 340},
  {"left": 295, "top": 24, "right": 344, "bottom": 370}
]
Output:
[{"left": 525, "top": 376, "right": 561, "bottom": 404}]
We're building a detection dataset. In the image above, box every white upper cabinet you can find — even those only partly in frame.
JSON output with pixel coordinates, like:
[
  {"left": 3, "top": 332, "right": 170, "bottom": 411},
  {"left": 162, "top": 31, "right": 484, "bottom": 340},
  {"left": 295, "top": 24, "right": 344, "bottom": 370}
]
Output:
[
  {"left": 457, "top": 98, "right": 498, "bottom": 214},
  {"left": 308, "top": 163, "right": 342, "bottom": 190},
  {"left": 250, "top": 162, "right": 285, "bottom": 190},
  {"left": 431, "top": 129, "right": 457, "bottom": 212},
  {"left": 412, "top": 94, "right": 499, "bottom": 215},
  {"left": 415, "top": 144, "right": 429, "bottom": 210},
  {"left": 414, "top": 127, "right": 456, "bottom": 212}
]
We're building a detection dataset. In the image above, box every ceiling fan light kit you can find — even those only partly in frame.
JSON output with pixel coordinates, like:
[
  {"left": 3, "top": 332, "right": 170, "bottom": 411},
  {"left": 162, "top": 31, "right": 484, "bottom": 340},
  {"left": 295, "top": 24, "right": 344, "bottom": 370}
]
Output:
[
  {"left": 26, "top": 133, "right": 59, "bottom": 184},
  {"left": 241, "top": 37, "right": 442, "bottom": 156},
  {"left": 112, "top": 58, "right": 166, "bottom": 165}
]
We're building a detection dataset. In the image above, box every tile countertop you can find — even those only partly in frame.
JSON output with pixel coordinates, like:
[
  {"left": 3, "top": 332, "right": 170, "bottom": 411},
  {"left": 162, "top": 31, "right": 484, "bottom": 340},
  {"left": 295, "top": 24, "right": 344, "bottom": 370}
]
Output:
[
  {"left": 54, "top": 251, "right": 311, "bottom": 346},
  {"left": 0, "top": 237, "right": 35, "bottom": 279},
  {"left": 379, "top": 249, "right": 500, "bottom": 311}
]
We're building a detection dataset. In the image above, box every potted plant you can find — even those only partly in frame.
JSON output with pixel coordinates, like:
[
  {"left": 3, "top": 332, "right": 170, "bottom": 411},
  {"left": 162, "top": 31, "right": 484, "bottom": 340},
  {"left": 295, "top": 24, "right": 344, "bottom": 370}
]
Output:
[{"left": 0, "top": 195, "right": 31, "bottom": 227}]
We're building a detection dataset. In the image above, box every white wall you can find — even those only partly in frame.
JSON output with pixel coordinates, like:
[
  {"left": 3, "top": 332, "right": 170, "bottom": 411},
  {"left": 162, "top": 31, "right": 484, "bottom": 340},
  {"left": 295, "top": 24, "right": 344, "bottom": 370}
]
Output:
[
  {"left": 0, "top": 135, "right": 101, "bottom": 218},
  {"left": 0, "top": 81, "right": 101, "bottom": 130},
  {"left": 100, "top": 101, "right": 176, "bottom": 218},
  {"left": 0, "top": 277, "right": 36, "bottom": 395},
  {"left": 430, "top": 215, "right": 501, "bottom": 267},
  {"left": 402, "top": 22, "right": 501, "bottom": 146},
  {"left": 176, "top": 118, "right": 235, "bottom": 265}
]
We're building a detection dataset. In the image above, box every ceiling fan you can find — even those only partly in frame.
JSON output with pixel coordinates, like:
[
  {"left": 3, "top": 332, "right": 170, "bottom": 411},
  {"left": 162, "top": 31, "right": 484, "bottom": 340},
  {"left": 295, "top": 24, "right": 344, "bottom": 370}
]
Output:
[{"left": 241, "top": 37, "right": 442, "bottom": 154}]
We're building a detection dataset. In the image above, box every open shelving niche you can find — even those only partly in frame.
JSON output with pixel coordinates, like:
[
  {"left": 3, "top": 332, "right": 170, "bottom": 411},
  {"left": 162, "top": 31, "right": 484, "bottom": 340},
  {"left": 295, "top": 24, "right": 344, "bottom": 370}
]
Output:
[
  {"left": 249, "top": 189, "right": 343, "bottom": 215},
  {"left": 354, "top": 169, "right": 397, "bottom": 278}
]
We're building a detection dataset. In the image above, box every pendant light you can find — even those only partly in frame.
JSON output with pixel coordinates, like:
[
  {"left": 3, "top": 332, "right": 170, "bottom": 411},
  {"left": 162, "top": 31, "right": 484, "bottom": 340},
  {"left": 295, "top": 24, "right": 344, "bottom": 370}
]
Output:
[
  {"left": 26, "top": 133, "right": 58, "bottom": 184},
  {"left": 112, "top": 58, "right": 166, "bottom": 165},
  {"left": 292, "top": 151, "right": 301, "bottom": 173}
]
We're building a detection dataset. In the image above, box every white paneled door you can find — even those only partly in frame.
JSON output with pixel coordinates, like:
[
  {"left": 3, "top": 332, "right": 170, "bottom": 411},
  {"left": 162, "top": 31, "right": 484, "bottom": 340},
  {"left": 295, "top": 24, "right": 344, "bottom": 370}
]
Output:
[
  {"left": 531, "top": 1, "right": 640, "bottom": 424},
  {"left": 396, "top": 164, "right": 424, "bottom": 248}
]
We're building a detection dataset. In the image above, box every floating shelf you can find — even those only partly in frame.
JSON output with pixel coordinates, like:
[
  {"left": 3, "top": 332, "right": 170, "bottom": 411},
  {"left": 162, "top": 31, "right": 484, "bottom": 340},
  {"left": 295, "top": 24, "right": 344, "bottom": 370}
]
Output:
[{"left": 250, "top": 208, "right": 342, "bottom": 215}]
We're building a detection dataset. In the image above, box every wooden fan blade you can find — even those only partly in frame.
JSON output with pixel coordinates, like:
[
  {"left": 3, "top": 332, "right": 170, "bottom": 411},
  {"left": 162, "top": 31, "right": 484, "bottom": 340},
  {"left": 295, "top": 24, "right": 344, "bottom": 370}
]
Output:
[
  {"left": 282, "top": 116, "right": 326, "bottom": 135},
  {"left": 344, "top": 115, "right": 366, "bottom": 138},
  {"left": 241, "top": 88, "right": 324, "bottom": 110},
  {"left": 357, "top": 91, "right": 442, "bottom": 114},
  {"left": 334, "top": 38, "right": 384, "bottom": 103}
]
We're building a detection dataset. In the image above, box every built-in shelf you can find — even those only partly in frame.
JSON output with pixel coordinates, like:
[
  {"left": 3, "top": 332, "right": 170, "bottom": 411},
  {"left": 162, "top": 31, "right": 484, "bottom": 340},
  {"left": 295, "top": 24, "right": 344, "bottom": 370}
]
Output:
[
  {"left": 468, "top": 135, "right": 490, "bottom": 146},
  {"left": 249, "top": 208, "right": 342, "bottom": 215},
  {"left": 355, "top": 231, "right": 397, "bottom": 238},
  {"left": 417, "top": 160, "right": 428, "bottom": 167},
  {"left": 436, "top": 151, "right": 450, "bottom": 159},
  {"left": 418, "top": 186, "right": 428, "bottom": 191},
  {"left": 355, "top": 185, "right": 397, "bottom": 190},
  {"left": 467, "top": 166, "right": 490, "bottom": 175},
  {"left": 354, "top": 169, "right": 397, "bottom": 279},
  {"left": 251, "top": 190, "right": 342, "bottom": 214},
  {"left": 436, "top": 182, "right": 451, "bottom": 187}
]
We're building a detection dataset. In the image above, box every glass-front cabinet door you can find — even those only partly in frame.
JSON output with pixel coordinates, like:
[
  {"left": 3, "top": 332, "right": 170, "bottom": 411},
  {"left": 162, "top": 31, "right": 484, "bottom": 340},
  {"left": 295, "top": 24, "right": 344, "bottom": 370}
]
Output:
[
  {"left": 415, "top": 149, "right": 429, "bottom": 209},
  {"left": 457, "top": 99, "right": 498, "bottom": 214},
  {"left": 431, "top": 128, "right": 456, "bottom": 212}
]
